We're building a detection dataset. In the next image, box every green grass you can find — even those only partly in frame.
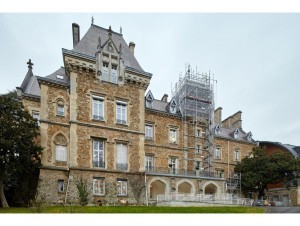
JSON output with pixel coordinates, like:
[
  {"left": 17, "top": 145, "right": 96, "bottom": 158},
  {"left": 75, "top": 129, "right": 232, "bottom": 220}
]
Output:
[{"left": 0, "top": 206, "right": 264, "bottom": 213}]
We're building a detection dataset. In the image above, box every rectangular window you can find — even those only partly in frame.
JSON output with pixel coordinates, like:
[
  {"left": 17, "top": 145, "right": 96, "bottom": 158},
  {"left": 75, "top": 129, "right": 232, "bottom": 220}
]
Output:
[
  {"left": 117, "top": 179, "right": 127, "bottom": 196},
  {"left": 195, "top": 129, "right": 202, "bottom": 137},
  {"left": 195, "top": 161, "right": 201, "bottom": 170},
  {"left": 92, "top": 97, "right": 104, "bottom": 121},
  {"left": 215, "top": 147, "right": 221, "bottom": 159},
  {"left": 93, "top": 178, "right": 105, "bottom": 195},
  {"left": 145, "top": 124, "right": 154, "bottom": 140},
  {"left": 102, "top": 62, "right": 109, "bottom": 81},
  {"left": 195, "top": 145, "right": 202, "bottom": 154},
  {"left": 32, "top": 111, "right": 40, "bottom": 126},
  {"left": 55, "top": 145, "right": 67, "bottom": 161},
  {"left": 93, "top": 139, "right": 105, "bottom": 168},
  {"left": 216, "top": 170, "right": 224, "bottom": 178},
  {"left": 169, "top": 128, "right": 177, "bottom": 144},
  {"left": 116, "top": 143, "right": 128, "bottom": 170},
  {"left": 111, "top": 65, "right": 118, "bottom": 84},
  {"left": 145, "top": 155, "right": 154, "bottom": 172},
  {"left": 116, "top": 102, "right": 127, "bottom": 124},
  {"left": 58, "top": 180, "right": 64, "bottom": 192},
  {"left": 234, "top": 149, "right": 240, "bottom": 161},
  {"left": 169, "top": 157, "right": 178, "bottom": 174}
]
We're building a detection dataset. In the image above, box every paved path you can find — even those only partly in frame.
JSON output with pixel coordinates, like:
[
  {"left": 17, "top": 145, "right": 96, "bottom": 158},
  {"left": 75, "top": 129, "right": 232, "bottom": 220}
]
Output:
[{"left": 263, "top": 206, "right": 300, "bottom": 213}]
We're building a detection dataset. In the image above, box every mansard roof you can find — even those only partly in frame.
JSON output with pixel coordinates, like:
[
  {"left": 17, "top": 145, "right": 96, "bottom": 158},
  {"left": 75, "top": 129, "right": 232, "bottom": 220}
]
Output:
[
  {"left": 72, "top": 24, "right": 144, "bottom": 72},
  {"left": 214, "top": 125, "right": 255, "bottom": 144}
]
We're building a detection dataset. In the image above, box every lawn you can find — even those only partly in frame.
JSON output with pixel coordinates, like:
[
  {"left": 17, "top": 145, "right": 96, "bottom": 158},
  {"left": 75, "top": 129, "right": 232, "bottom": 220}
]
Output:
[{"left": 0, "top": 206, "right": 264, "bottom": 213}]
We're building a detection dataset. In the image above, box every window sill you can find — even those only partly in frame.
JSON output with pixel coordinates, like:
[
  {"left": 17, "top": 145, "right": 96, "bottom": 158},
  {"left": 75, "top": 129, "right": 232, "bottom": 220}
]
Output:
[
  {"left": 117, "top": 195, "right": 128, "bottom": 197},
  {"left": 115, "top": 122, "right": 128, "bottom": 127},
  {"left": 92, "top": 119, "right": 105, "bottom": 123},
  {"left": 56, "top": 114, "right": 65, "bottom": 118},
  {"left": 93, "top": 194, "right": 105, "bottom": 197},
  {"left": 169, "top": 142, "right": 178, "bottom": 145}
]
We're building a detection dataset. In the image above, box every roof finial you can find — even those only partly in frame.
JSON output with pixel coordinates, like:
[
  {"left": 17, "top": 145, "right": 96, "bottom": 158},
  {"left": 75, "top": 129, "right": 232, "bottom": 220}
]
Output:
[
  {"left": 27, "top": 59, "right": 34, "bottom": 69},
  {"left": 108, "top": 25, "right": 112, "bottom": 38},
  {"left": 120, "top": 26, "right": 122, "bottom": 34},
  {"left": 91, "top": 16, "right": 94, "bottom": 25}
]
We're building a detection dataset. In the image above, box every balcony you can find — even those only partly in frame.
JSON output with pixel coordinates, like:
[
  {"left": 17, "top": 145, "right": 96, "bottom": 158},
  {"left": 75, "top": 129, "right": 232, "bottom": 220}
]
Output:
[{"left": 145, "top": 167, "right": 224, "bottom": 178}]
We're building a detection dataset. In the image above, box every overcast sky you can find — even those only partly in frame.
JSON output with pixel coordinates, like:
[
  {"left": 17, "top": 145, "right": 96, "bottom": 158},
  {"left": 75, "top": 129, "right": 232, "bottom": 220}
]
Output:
[{"left": 0, "top": 13, "right": 299, "bottom": 145}]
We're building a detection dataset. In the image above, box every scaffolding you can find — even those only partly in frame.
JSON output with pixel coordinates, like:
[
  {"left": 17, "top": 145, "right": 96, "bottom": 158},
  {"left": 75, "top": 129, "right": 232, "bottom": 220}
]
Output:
[
  {"left": 226, "top": 172, "right": 242, "bottom": 197},
  {"left": 172, "top": 65, "right": 215, "bottom": 173}
]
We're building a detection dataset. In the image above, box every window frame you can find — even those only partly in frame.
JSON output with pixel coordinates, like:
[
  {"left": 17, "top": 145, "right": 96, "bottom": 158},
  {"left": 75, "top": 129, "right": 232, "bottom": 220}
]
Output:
[
  {"left": 215, "top": 146, "right": 221, "bottom": 160},
  {"left": 117, "top": 179, "right": 128, "bottom": 196},
  {"left": 32, "top": 110, "right": 40, "bottom": 126},
  {"left": 58, "top": 180, "right": 64, "bottom": 193},
  {"left": 56, "top": 100, "right": 65, "bottom": 117},
  {"left": 195, "top": 144, "right": 202, "bottom": 154},
  {"left": 116, "top": 101, "right": 127, "bottom": 125},
  {"left": 145, "top": 155, "right": 154, "bottom": 172},
  {"left": 55, "top": 145, "right": 67, "bottom": 162},
  {"left": 92, "top": 96, "right": 105, "bottom": 121},
  {"left": 93, "top": 139, "right": 105, "bottom": 168},
  {"left": 93, "top": 177, "right": 105, "bottom": 196},
  {"left": 145, "top": 124, "right": 154, "bottom": 140},
  {"left": 234, "top": 149, "right": 240, "bottom": 161},
  {"left": 169, "top": 157, "right": 178, "bottom": 174},
  {"left": 116, "top": 143, "right": 128, "bottom": 171},
  {"left": 169, "top": 128, "right": 178, "bottom": 144}
]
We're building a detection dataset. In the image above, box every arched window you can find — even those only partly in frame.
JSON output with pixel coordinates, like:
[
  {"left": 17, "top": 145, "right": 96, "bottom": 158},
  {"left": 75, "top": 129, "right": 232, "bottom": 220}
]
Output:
[
  {"left": 54, "top": 133, "right": 67, "bottom": 162},
  {"left": 56, "top": 99, "right": 65, "bottom": 116}
]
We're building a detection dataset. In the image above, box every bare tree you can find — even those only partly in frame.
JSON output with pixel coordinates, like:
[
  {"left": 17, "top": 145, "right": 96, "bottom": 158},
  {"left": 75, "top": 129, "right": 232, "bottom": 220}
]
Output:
[{"left": 127, "top": 172, "right": 146, "bottom": 205}]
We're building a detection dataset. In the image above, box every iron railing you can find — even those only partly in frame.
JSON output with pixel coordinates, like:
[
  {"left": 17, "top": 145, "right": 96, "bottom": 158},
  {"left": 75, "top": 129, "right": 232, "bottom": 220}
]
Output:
[{"left": 145, "top": 167, "right": 224, "bottom": 178}]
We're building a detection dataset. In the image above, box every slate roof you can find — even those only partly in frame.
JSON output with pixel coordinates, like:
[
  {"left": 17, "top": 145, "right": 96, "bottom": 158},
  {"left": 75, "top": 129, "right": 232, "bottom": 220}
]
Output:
[
  {"left": 72, "top": 24, "right": 144, "bottom": 72},
  {"left": 215, "top": 125, "right": 255, "bottom": 144}
]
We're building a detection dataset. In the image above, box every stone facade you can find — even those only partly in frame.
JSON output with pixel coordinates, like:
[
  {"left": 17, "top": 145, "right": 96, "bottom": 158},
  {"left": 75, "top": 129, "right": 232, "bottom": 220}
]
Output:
[{"left": 17, "top": 22, "right": 257, "bottom": 206}]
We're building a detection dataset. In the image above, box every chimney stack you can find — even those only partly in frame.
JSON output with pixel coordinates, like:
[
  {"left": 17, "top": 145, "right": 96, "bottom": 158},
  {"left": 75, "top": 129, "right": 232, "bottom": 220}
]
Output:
[
  {"left": 72, "top": 23, "right": 80, "bottom": 48},
  {"left": 214, "top": 107, "right": 222, "bottom": 125},
  {"left": 161, "top": 94, "right": 168, "bottom": 102},
  {"left": 129, "top": 42, "right": 135, "bottom": 55}
]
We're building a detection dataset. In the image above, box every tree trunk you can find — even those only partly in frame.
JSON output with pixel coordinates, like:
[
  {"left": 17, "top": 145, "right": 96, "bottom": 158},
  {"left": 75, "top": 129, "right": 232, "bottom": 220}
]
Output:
[{"left": 0, "top": 167, "right": 9, "bottom": 207}]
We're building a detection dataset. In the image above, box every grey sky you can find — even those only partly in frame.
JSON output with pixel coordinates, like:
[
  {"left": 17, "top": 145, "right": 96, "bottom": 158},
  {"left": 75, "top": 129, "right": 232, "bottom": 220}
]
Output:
[{"left": 0, "top": 13, "right": 299, "bottom": 145}]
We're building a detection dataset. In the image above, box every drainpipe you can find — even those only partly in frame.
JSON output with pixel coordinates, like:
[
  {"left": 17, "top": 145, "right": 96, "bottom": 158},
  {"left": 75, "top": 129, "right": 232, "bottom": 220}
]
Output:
[
  {"left": 145, "top": 172, "right": 148, "bottom": 206},
  {"left": 227, "top": 140, "right": 230, "bottom": 179}
]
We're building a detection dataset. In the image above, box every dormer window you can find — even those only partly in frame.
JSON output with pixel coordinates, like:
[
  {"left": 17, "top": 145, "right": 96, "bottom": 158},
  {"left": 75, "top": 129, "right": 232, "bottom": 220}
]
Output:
[
  {"left": 247, "top": 132, "right": 252, "bottom": 142},
  {"left": 56, "top": 74, "right": 64, "bottom": 80},
  {"left": 102, "top": 62, "right": 109, "bottom": 81},
  {"left": 145, "top": 91, "right": 154, "bottom": 108},
  {"left": 234, "top": 128, "right": 239, "bottom": 139},
  {"left": 170, "top": 99, "right": 177, "bottom": 114}
]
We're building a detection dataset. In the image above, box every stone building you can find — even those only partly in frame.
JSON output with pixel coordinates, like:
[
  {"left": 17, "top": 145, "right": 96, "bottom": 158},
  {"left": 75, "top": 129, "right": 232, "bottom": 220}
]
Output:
[
  {"left": 16, "top": 22, "right": 257, "bottom": 205},
  {"left": 259, "top": 141, "right": 300, "bottom": 206}
]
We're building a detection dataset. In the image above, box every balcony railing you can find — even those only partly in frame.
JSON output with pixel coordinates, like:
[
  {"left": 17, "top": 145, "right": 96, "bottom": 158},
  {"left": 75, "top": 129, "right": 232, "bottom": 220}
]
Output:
[{"left": 145, "top": 167, "right": 224, "bottom": 178}]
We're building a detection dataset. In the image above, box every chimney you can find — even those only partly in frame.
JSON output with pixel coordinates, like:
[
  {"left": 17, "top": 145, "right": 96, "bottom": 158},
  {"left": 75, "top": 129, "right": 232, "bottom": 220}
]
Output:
[
  {"left": 72, "top": 23, "right": 80, "bottom": 48},
  {"left": 129, "top": 42, "right": 135, "bottom": 55},
  {"left": 232, "top": 111, "right": 242, "bottom": 129},
  {"left": 214, "top": 107, "right": 222, "bottom": 125},
  {"left": 161, "top": 94, "right": 168, "bottom": 102}
]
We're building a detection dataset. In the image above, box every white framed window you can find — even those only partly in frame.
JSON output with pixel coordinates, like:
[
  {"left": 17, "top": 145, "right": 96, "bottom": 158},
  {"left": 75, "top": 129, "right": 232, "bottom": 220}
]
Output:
[
  {"left": 195, "top": 145, "right": 202, "bottom": 154},
  {"left": 58, "top": 180, "right": 64, "bottom": 192},
  {"left": 117, "top": 179, "right": 128, "bottom": 196},
  {"left": 92, "top": 97, "right": 104, "bottom": 121},
  {"left": 116, "top": 102, "right": 127, "bottom": 124},
  {"left": 93, "top": 139, "right": 105, "bottom": 168},
  {"left": 234, "top": 149, "right": 240, "bottom": 161},
  {"left": 32, "top": 111, "right": 40, "bottom": 126},
  {"left": 111, "top": 65, "right": 118, "bottom": 84},
  {"left": 116, "top": 143, "right": 128, "bottom": 170},
  {"left": 93, "top": 178, "right": 105, "bottom": 195},
  {"left": 169, "top": 128, "right": 177, "bottom": 144},
  {"left": 102, "top": 62, "right": 109, "bottom": 81},
  {"left": 215, "top": 146, "right": 221, "bottom": 159},
  {"left": 55, "top": 145, "right": 67, "bottom": 161},
  {"left": 56, "top": 100, "right": 64, "bottom": 116},
  {"left": 234, "top": 128, "right": 239, "bottom": 139},
  {"left": 215, "top": 170, "right": 224, "bottom": 178},
  {"left": 145, "top": 124, "right": 154, "bottom": 140},
  {"left": 169, "top": 157, "right": 178, "bottom": 174},
  {"left": 145, "top": 155, "right": 154, "bottom": 172}
]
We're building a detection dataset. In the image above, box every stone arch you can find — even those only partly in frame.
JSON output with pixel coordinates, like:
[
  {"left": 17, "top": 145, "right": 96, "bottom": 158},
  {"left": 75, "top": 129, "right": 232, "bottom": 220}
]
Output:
[
  {"left": 148, "top": 177, "right": 170, "bottom": 200},
  {"left": 201, "top": 181, "right": 221, "bottom": 195},
  {"left": 53, "top": 132, "right": 68, "bottom": 145},
  {"left": 176, "top": 179, "right": 196, "bottom": 194},
  {"left": 52, "top": 132, "right": 68, "bottom": 164}
]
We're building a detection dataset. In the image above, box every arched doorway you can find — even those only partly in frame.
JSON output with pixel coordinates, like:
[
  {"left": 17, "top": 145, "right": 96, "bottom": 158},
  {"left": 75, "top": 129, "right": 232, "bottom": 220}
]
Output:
[
  {"left": 204, "top": 183, "right": 218, "bottom": 195},
  {"left": 150, "top": 180, "right": 166, "bottom": 200},
  {"left": 178, "top": 182, "right": 192, "bottom": 194}
]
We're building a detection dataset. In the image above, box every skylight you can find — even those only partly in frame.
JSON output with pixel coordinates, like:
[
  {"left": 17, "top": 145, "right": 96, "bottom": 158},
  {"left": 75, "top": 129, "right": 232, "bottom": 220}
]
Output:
[{"left": 56, "top": 75, "right": 64, "bottom": 80}]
